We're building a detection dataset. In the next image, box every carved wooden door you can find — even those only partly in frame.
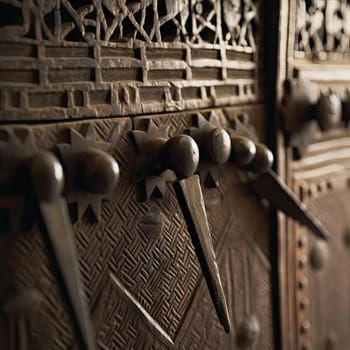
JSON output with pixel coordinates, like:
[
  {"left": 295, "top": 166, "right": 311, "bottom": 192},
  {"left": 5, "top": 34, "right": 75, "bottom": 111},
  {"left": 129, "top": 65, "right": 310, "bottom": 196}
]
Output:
[
  {"left": 0, "top": 1, "right": 278, "bottom": 349},
  {"left": 1, "top": 0, "right": 349, "bottom": 349},
  {"left": 278, "top": 1, "right": 350, "bottom": 349}
]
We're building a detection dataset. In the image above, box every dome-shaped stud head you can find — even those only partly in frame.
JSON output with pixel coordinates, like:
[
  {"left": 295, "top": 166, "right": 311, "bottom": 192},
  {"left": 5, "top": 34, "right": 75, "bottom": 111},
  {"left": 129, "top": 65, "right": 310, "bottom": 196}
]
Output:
[
  {"left": 160, "top": 135, "right": 199, "bottom": 179},
  {"left": 309, "top": 241, "right": 329, "bottom": 271},
  {"left": 80, "top": 149, "right": 120, "bottom": 194},
  {"left": 207, "top": 128, "right": 231, "bottom": 165},
  {"left": 30, "top": 151, "right": 64, "bottom": 201},
  {"left": 236, "top": 315, "right": 260, "bottom": 348},
  {"left": 316, "top": 93, "right": 342, "bottom": 131},
  {"left": 247, "top": 143, "right": 274, "bottom": 174},
  {"left": 230, "top": 135, "right": 257, "bottom": 167}
]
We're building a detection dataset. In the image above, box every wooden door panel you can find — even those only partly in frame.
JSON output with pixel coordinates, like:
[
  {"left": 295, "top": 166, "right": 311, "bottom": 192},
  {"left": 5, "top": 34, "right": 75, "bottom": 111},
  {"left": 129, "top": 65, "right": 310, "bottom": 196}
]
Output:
[
  {"left": 279, "top": 1, "right": 350, "bottom": 348},
  {"left": 289, "top": 137, "right": 350, "bottom": 350},
  {"left": 0, "top": 118, "right": 132, "bottom": 349},
  {"left": 0, "top": 0, "right": 279, "bottom": 349},
  {"left": 0, "top": 107, "right": 274, "bottom": 349},
  {"left": 134, "top": 108, "right": 274, "bottom": 349},
  {"left": 0, "top": 0, "right": 261, "bottom": 122}
]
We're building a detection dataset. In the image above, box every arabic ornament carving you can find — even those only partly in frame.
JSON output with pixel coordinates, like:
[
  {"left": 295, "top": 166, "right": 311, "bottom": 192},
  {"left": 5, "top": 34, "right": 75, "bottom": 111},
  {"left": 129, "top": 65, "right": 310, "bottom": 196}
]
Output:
[
  {"left": 222, "top": 0, "right": 258, "bottom": 48},
  {"left": 0, "top": 0, "right": 260, "bottom": 121},
  {"left": 0, "top": 0, "right": 259, "bottom": 48},
  {"left": 295, "top": 0, "right": 350, "bottom": 58}
]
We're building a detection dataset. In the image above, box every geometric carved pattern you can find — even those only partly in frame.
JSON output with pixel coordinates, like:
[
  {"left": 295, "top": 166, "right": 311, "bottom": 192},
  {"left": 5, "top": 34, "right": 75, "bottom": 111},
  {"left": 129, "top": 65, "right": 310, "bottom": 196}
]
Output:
[
  {"left": 0, "top": 0, "right": 258, "bottom": 46},
  {"left": 222, "top": 0, "right": 258, "bottom": 49},
  {"left": 0, "top": 0, "right": 260, "bottom": 121},
  {"left": 295, "top": 0, "right": 350, "bottom": 59},
  {"left": 0, "top": 107, "right": 274, "bottom": 349},
  {"left": 58, "top": 125, "right": 116, "bottom": 222},
  {"left": 177, "top": 180, "right": 274, "bottom": 350}
]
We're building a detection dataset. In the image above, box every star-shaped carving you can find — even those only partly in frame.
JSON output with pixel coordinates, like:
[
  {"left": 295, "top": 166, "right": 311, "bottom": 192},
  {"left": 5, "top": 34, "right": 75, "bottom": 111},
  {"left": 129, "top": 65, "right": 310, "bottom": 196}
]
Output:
[
  {"left": 227, "top": 112, "right": 258, "bottom": 142},
  {"left": 130, "top": 119, "right": 175, "bottom": 202},
  {"left": 0, "top": 127, "right": 37, "bottom": 157},
  {"left": 58, "top": 125, "right": 113, "bottom": 222},
  {"left": 187, "top": 112, "right": 225, "bottom": 188}
]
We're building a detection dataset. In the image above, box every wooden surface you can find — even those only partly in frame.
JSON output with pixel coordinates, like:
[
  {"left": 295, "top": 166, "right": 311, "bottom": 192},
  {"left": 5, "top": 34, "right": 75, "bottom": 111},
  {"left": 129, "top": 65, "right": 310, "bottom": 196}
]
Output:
[
  {"left": 0, "top": 0, "right": 260, "bottom": 121},
  {"left": 0, "top": 109, "right": 274, "bottom": 349},
  {"left": 1, "top": 0, "right": 350, "bottom": 349},
  {"left": 277, "top": 1, "right": 350, "bottom": 349}
]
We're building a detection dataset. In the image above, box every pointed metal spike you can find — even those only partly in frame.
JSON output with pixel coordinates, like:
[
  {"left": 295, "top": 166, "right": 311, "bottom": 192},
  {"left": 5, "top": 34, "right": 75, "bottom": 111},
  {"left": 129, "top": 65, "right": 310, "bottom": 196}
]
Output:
[
  {"left": 250, "top": 169, "right": 330, "bottom": 240},
  {"left": 39, "top": 198, "right": 96, "bottom": 350},
  {"left": 173, "top": 175, "right": 231, "bottom": 333}
]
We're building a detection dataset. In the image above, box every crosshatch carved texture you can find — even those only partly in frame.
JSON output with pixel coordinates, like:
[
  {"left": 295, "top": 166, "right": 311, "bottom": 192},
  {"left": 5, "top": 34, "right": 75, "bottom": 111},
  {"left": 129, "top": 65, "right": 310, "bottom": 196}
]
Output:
[
  {"left": 0, "top": 0, "right": 260, "bottom": 121},
  {"left": 0, "top": 1, "right": 271, "bottom": 348},
  {"left": 0, "top": 109, "right": 274, "bottom": 349}
]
